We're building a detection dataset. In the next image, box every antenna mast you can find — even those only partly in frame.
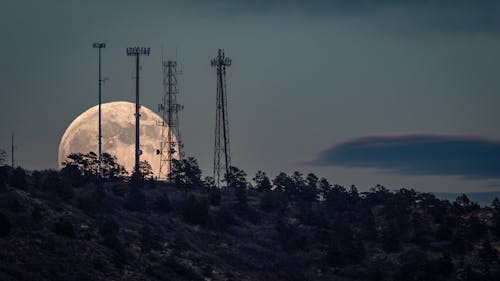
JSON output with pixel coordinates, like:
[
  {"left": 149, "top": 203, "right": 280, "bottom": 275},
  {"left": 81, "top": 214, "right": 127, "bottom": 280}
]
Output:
[
  {"left": 11, "top": 131, "right": 14, "bottom": 168},
  {"left": 157, "top": 58, "right": 184, "bottom": 180},
  {"left": 211, "top": 49, "right": 232, "bottom": 187},
  {"left": 127, "top": 46, "right": 150, "bottom": 175},
  {"left": 93, "top": 42, "right": 106, "bottom": 178}
]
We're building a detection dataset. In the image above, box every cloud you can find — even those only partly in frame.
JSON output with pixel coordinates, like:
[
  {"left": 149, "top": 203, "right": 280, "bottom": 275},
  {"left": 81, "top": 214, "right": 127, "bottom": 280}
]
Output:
[
  {"left": 312, "top": 134, "right": 500, "bottom": 179},
  {"left": 189, "top": 0, "right": 500, "bottom": 32}
]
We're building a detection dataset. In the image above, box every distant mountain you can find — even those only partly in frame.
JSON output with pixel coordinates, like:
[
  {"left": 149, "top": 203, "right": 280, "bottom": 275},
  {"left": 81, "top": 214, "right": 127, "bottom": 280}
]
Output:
[{"left": 434, "top": 191, "right": 500, "bottom": 207}]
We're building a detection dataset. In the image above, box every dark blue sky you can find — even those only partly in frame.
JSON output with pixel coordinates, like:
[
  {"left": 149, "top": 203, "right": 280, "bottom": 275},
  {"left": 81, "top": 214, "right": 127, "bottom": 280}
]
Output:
[{"left": 1, "top": 0, "right": 499, "bottom": 192}]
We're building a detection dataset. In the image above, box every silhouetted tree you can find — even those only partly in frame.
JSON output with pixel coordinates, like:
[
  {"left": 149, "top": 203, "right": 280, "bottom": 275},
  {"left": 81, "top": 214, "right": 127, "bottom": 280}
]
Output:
[
  {"left": 43, "top": 170, "right": 74, "bottom": 200},
  {"left": 138, "top": 160, "right": 154, "bottom": 180},
  {"left": 318, "top": 177, "right": 331, "bottom": 200},
  {"left": 300, "top": 173, "right": 319, "bottom": 201},
  {"left": 225, "top": 166, "right": 247, "bottom": 189},
  {"left": 226, "top": 166, "right": 248, "bottom": 206},
  {"left": 0, "top": 149, "right": 6, "bottom": 165},
  {"left": 101, "top": 152, "right": 128, "bottom": 179},
  {"left": 365, "top": 184, "right": 391, "bottom": 205},
  {"left": 287, "top": 171, "right": 305, "bottom": 200},
  {"left": 203, "top": 176, "right": 216, "bottom": 189},
  {"left": 273, "top": 172, "right": 292, "bottom": 192},
  {"left": 62, "top": 152, "right": 127, "bottom": 180},
  {"left": 170, "top": 157, "right": 203, "bottom": 188},
  {"left": 492, "top": 197, "right": 500, "bottom": 210},
  {"left": 253, "top": 170, "right": 272, "bottom": 191},
  {"left": 325, "top": 184, "right": 349, "bottom": 214},
  {"left": 8, "top": 166, "right": 27, "bottom": 189},
  {"left": 455, "top": 194, "right": 480, "bottom": 212},
  {"left": 60, "top": 163, "right": 84, "bottom": 186}
]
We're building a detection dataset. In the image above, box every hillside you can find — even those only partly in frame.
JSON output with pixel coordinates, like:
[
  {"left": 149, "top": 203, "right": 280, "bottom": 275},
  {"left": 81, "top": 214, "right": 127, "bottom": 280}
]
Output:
[{"left": 1, "top": 165, "right": 500, "bottom": 281}]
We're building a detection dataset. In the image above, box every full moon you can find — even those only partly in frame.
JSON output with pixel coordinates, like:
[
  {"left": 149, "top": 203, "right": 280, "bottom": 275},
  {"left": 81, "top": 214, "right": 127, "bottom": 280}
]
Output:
[{"left": 58, "top": 101, "right": 178, "bottom": 177}]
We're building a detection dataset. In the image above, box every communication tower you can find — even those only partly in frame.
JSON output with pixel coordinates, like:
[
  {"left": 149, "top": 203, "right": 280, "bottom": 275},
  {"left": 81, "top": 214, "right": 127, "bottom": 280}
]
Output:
[
  {"left": 92, "top": 42, "right": 106, "bottom": 178},
  {"left": 211, "top": 49, "right": 232, "bottom": 187},
  {"left": 157, "top": 59, "right": 184, "bottom": 180},
  {"left": 126, "top": 46, "right": 150, "bottom": 175}
]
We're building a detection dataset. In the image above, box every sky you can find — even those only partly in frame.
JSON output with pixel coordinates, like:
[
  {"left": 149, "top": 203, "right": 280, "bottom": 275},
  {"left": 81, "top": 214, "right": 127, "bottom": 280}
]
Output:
[{"left": 1, "top": 0, "right": 500, "bottom": 193}]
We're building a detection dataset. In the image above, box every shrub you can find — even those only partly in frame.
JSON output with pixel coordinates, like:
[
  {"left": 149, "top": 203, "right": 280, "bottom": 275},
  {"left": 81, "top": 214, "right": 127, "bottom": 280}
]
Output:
[
  {"left": 326, "top": 238, "right": 366, "bottom": 266},
  {"left": 153, "top": 193, "right": 172, "bottom": 213},
  {"left": 51, "top": 219, "right": 76, "bottom": 238},
  {"left": 209, "top": 189, "right": 221, "bottom": 206},
  {"left": 179, "top": 195, "right": 209, "bottom": 225},
  {"left": 31, "top": 205, "right": 43, "bottom": 221},
  {"left": 97, "top": 217, "right": 119, "bottom": 237},
  {"left": 260, "top": 191, "right": 287, "bottom": 212},
  {"left": 210, "top": 207, "right": 237, "bottom": 231},
  {"left": 77, "top": 186, "right": 107, "bottom": 215},
  {"left": 0, "top": 212, "right": 11, "bottom": 237},
  {"left": 43, "top": 171, "right": 74, "bottom": 200},
  {"left": 276, "top": 220, "right": 307, "bottom": 253},
  {"left": 112, "top": 184, "right": 128, "bottom": 197},
  {"left": 8, "top": 167, "right": 28, "bottom": 189},
  {"left": 124, "top": 187, "right": 146, "bottom": 211}
]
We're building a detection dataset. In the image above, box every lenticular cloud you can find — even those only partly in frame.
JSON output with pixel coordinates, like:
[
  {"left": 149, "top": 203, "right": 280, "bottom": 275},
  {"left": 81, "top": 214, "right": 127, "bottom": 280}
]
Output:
[{"left": 312, "top": 134, "right": 500, "bottom": 179}]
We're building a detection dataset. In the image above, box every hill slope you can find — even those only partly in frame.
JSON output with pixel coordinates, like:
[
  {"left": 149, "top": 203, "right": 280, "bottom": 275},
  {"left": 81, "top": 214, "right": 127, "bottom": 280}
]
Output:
[{"left": 1, "top": 169, "right": 500, "bottom": 280}]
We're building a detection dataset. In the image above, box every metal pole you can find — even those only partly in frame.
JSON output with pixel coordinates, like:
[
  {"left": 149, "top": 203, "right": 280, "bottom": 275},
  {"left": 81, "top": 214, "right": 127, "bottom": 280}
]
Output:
[
  {"left": 98, "top": 47, "right": 102, "bottom": 178},
  {"left": 93, "top": 42, "right": 105, "bottom": 178},
  {"left": 135, "top": 54, "right": 140, "bottom": 174},
  {"left": 11, "top": 131, "right": 14, "bottom": 168},
  {"left": 126, "top": 46, "right": 149, "bottom": 177}
]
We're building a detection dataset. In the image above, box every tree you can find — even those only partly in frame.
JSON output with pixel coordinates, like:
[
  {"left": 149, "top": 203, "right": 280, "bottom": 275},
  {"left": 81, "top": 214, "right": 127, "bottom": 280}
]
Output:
[
  {"left": 203, "top": 176, "right": 216, "bottom": 189},
  {"left": 455, "top": 194, "right": 480, "bottom": 212},
  {"left": 301, "top": 173, "right": 319, "bottom": 201},
  {"left": 289, "top": 171, "right": 305, "bottom": 199},
  {"left": 101, "top": 152, "right": 128, "bottom": 179},
  {"left": 226, "top": 166, "right": 248, "bottom": 206},
  {"left": 138, "top": 160, "right": 154, "bottom": 179},
  {"left": 318, "top": 177, "right": 332, "bottom": 200},
  {"left": 62, "top": 152, "right": 127, "bottom": 179},
  {"left": 0, "top": 149, "right": 6, "bottom": 165},
  {"left": 253, "top": 170, "right": 272, "bottom": 191},
  {"left": 225, "top": 166, "right": 248, "bottom": 189},
  {"left": 169, "top": 157, "right": 203, "bottom": 188},
  {"left": 8, "top": 167, "right": 27, "bottom": 189},
  {"left": 492, "top": 197, "right": 500, "bottom": 210},
  {"left": 273, "top": 172, "right": 292, "bottom": 192},
  {"left": 43, "top": 170, "right": 74, "bottom": 200}
]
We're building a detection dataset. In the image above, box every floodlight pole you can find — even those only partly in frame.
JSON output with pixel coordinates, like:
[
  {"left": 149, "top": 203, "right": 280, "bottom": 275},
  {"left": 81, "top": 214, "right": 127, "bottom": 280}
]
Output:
[
  {"left": 93, "top": 42, "right": 106, "bottom": 178},
  {"left": 127, "top": 47, "right": 150, "bottom": 175}
]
